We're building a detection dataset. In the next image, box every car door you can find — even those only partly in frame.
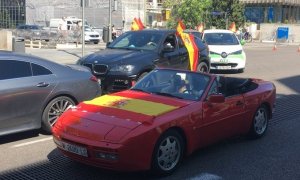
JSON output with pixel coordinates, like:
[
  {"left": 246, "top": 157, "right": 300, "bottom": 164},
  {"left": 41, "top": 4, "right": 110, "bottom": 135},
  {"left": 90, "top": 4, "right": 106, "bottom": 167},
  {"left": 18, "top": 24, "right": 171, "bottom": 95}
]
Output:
[
  {"left": 199, "top": 79, "right": 246, "bottom": 146},
  {"left": 0, "top": 60, "right": 56, "bottom": 135},
  {"left": 176, "top": 36, "right": 190, "bottom": 70}
]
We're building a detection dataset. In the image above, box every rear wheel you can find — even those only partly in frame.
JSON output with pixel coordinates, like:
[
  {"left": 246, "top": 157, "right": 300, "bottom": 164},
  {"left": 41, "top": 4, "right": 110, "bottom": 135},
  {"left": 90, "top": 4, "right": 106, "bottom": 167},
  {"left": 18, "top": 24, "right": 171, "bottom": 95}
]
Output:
[
  {"left": 42, "top": 96, "right": 75, "bottom": 133},
  {"left": 196, "top": 62, "right": 209, "bottom": 73},
  {"left": 248, "top": 105, "right": 269, "bottom": 139},
  {"left": 151, "top": 129, "right": 184, "bottom": 176}
]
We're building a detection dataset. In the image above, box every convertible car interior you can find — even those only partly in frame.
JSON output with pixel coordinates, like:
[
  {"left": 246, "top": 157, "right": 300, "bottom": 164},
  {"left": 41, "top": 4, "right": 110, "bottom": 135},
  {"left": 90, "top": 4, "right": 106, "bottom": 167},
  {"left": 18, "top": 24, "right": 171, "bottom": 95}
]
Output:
[{"left": 217, "top": 76, "right": 258, "bottom": 97}]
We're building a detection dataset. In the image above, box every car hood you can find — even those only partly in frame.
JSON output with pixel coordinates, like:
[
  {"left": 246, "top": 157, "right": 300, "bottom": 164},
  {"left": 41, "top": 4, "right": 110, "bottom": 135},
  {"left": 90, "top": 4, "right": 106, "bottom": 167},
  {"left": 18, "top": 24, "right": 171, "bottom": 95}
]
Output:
[
  {"left": 54, "top": 90, "right": 191, "bottom": 142},
  {"left": 82, "top": 48, "right": 154, "bottom": 65},
  {"left": 208, "top": 44, "right": 243, "bottom": 54}
]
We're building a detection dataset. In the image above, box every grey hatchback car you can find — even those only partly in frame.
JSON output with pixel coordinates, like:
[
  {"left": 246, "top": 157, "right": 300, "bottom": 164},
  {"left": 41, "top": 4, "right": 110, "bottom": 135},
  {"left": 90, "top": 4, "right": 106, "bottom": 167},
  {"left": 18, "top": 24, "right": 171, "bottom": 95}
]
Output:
[{"left": 0, "top": 51, "right": 101, "bottom": 135}]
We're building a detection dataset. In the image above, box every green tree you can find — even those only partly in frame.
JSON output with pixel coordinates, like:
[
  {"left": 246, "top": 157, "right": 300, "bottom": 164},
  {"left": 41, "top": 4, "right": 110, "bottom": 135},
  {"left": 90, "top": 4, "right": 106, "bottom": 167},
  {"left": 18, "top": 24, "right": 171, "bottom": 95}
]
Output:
[
  {"left": 209, "top": 0, "right": 245, "bottom": 29},
  {"left": 165, "top": 0, "right": 211, "bottom": 29}
]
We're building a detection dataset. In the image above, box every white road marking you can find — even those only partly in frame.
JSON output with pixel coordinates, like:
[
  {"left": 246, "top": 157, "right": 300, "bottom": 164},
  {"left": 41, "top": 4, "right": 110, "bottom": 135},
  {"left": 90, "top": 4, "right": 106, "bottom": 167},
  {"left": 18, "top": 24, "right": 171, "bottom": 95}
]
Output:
[{"left": 12, "top": 137, "right": 53, "bottom": 148}]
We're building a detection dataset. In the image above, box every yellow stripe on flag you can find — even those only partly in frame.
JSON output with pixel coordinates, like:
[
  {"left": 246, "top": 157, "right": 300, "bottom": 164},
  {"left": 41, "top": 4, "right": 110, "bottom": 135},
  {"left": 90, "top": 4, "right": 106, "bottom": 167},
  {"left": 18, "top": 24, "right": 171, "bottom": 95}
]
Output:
[
  {"left": 181, "top": 32, "right": 196, "bottom": 71},
  {"left": 84, "top": 95, "right": 179, "bottom": 116}
]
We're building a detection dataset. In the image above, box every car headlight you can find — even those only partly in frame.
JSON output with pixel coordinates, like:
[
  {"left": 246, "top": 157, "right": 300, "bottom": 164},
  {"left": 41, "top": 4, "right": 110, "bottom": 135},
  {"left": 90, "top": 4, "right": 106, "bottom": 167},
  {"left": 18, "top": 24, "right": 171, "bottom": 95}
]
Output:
[
  {"left": 231, "top": 50, "right": 242, "bottom": 55},
  {"left": 110, "top": 65, "right": 134, "bottom": 72}
]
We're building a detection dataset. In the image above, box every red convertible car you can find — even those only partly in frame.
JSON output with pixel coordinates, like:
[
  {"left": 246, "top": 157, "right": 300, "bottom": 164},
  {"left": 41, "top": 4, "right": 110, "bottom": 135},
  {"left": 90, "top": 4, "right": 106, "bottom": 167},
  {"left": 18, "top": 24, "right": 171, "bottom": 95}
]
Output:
[{"left": 52, "top": 68, "right": 276, "bottom": 175}]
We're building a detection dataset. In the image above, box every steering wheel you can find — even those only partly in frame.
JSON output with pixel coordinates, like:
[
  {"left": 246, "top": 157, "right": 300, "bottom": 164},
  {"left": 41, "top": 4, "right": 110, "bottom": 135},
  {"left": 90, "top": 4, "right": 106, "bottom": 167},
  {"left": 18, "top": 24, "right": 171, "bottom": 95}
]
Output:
[
  {"left": 147, "top": 42, "right": 157, "bottom": 47},
  {"left": 182, "top": 89, "right": 193, "bottom": 94}
]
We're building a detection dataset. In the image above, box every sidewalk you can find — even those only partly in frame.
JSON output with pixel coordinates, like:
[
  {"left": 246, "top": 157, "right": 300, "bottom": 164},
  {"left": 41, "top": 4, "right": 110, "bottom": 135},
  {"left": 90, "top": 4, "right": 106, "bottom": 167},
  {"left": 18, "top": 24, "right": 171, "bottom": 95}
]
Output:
[{"left": 26, "top": 42, "right": 106, "bottom": 64}]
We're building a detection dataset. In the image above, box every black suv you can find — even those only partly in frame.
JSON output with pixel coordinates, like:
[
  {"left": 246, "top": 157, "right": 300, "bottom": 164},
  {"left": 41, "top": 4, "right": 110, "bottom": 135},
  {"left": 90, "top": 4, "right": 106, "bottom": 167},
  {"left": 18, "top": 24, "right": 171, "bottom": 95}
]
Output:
[{"left": 77, "top": 29, "right": 210, "bottom": 93}]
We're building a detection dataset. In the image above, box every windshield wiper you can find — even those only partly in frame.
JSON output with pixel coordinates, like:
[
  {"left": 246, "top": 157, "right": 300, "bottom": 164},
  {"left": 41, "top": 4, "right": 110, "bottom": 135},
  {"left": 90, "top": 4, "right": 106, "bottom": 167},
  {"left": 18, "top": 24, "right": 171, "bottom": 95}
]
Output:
[{"left": 153, "top": 92, "right": 183, "bottom": 99}]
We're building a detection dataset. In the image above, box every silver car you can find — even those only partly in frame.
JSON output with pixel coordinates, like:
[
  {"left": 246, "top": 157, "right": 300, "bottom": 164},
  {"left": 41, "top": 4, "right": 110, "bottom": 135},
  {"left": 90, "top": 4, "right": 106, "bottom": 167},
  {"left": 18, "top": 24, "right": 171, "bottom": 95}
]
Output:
[{"left": 0, "top": 51, "right": 101, "bottom": 135}]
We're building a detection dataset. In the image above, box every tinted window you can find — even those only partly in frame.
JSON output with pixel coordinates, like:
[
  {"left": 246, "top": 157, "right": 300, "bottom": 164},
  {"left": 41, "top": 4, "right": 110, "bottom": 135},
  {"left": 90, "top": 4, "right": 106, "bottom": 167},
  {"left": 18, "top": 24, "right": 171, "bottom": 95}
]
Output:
[
  {"left": 109, "top": 31, "right": 163, "bottom": 51},
  {"left": 203, "top": 33, "right": 239, "bottom": 45},
  {"left": 0, "top": 60, "right": 32, "bottom": 80},
  {"left": 31, "top": 63, "right": 52, "bottom": 76}
]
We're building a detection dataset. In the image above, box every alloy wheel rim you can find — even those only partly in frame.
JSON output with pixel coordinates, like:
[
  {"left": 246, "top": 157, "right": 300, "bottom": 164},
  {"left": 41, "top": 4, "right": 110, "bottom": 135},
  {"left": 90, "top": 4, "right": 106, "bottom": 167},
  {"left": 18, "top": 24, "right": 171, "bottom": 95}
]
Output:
[
  {"left": 48, "top": 99, "right": 74, "bottom": 126},
  {"left": 157, "top": 136, "right": 181, "bottom": 171},
  {"left": 254, "top": 108, "right": 267, "bottom": 135}
]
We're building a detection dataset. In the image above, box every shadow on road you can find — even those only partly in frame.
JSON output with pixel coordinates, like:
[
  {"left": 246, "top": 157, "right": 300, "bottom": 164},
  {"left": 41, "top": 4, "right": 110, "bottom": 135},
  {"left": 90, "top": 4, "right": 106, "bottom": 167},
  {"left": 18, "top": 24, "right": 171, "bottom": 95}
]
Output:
[{"left": 0, "top": 130, "right": 40, "bottom": 145}]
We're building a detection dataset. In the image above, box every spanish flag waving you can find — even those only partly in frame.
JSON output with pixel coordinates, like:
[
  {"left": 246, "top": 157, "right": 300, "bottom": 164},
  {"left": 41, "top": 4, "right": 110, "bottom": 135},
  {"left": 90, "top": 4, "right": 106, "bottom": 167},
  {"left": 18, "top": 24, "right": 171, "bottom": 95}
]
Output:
[
  {"left": 176, "top": 21, "right": 199, "bottom": 72},
  {"left": 131, "top": 17, "right": 144, "bottom": 31}
]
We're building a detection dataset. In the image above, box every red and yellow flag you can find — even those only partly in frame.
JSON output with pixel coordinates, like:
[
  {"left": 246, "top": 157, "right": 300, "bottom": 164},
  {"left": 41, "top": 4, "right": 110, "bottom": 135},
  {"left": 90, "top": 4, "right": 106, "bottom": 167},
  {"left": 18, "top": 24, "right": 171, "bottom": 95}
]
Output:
[
  {"left": 131, "top": 17, "right": 144, "bottom": 31},
  {"left": 229, "top": 22, "right": 237, "bottom": 33},
  {"left": 176, "top": 21, "right": 199, "bottom": 71},
  {"left": 176, "top": 20, "right": 185, "bottom": 36}
]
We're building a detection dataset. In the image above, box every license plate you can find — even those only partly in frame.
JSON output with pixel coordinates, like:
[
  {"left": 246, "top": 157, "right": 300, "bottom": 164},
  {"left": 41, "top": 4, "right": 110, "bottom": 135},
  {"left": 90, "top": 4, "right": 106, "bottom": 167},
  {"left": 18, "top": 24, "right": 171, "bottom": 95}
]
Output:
[
  {"left": 217, "top": 66, "right": 231, "bottom": 70},
  {"left": 60, "top": 141, "right": 88, "bottom": 157}
]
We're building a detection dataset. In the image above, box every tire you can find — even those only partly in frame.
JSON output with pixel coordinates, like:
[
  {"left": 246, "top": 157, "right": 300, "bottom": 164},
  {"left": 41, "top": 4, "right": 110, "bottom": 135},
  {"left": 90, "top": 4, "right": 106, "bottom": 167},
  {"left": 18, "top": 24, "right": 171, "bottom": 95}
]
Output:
[
  {"left": 42, "top": 96, "right": 75, "bottom": 133},
  {"left": 151, "top": 129, "right": 184, "bottom": 176},
  {"left": 248, "top": 105, "right": 269, "bottom": 139},
  {"left": 196, "top": 62, "right": 209, "bottom": 73},
  {"left": 238, "top": 68, "right": 244, "bottom": 73},
  {"left": 93, "top": 41, "right": 99, "bottom": 44}
]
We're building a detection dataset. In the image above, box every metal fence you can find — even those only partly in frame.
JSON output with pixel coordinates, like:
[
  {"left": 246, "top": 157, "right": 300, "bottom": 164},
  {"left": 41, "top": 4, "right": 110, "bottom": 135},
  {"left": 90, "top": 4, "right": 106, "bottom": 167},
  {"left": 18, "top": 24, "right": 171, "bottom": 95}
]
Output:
[{"left": 0, "top": 0, "right": 26, "bottom": 29}]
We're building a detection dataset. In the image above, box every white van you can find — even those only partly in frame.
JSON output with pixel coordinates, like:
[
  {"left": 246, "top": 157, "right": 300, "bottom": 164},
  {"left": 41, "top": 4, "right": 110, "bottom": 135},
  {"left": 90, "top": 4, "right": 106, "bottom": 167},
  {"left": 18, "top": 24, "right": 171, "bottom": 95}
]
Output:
[{"left": 49, "top": 17, "right": 85, "bottom": 30}]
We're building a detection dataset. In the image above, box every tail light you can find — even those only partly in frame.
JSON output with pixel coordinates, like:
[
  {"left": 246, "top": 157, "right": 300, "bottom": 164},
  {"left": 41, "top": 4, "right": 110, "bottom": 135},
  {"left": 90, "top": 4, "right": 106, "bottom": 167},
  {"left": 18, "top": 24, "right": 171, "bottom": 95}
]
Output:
[{"left": 89, "top": 75, "right": 98, "bottom": 82}]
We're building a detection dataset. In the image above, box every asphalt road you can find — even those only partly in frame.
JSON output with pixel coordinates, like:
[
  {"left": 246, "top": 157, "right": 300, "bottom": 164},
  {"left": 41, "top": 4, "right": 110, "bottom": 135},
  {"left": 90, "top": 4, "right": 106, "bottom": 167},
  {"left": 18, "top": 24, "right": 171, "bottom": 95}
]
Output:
[{"left": 0, "top": 44, "right": 300, "bottom": 180}]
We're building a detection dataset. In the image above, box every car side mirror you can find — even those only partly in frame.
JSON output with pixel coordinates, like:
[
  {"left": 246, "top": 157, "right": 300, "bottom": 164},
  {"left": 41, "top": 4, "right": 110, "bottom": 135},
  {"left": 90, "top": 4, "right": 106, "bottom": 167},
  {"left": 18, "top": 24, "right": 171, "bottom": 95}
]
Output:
[
  {"left": 207, "top": 94, "right": 225, "bottom": 103},
  {"left": 240, "top": 39, "right": 246, "bottom": 46}
]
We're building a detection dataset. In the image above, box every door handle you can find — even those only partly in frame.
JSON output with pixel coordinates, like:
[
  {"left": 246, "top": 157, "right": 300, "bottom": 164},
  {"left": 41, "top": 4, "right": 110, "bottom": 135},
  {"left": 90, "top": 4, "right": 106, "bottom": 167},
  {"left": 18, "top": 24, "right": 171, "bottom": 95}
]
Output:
[
  {"left": 236, "top": 101, "right": 244, "bottom": 106},
  {"left": 36, "top": 82, "right": 49, "bottom": 87}
]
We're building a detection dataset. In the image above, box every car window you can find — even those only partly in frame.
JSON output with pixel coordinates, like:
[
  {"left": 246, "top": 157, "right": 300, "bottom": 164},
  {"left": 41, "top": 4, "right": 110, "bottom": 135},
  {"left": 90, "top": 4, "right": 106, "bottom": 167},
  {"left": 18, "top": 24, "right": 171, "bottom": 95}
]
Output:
[
  {"left": 31, "top": 63, "right": 52, "bottom": 76},
  {"left": 163, "top": 34, "right": 177, "bottom": 49},
  {"left": 203, "top": 33, "right": 239, "bottom": 45},
  {"left": 207, "top": 79, "right": 219, "bottom": 96},
  {"left": 109, "top": 31, "right": 162, "bottom": 51},
  {"left": 0, "top": 60, "right": 32, "bottom": 80}
]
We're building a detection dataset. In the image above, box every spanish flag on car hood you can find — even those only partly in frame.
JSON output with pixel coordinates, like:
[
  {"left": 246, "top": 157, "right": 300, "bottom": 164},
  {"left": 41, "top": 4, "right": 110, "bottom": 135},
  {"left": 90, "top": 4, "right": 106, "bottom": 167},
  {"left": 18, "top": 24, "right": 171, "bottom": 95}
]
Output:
[{"left": 75, "top": 91, "right": 190, "bottom": 124}]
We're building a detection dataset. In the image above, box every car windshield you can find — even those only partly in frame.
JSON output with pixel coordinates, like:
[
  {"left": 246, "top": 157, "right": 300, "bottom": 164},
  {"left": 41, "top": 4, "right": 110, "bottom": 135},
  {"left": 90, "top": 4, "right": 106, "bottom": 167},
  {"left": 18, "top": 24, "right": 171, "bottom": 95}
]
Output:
[
  {"left": 108, "top": 31, "right": 163, "bottom": 51},
  {"left": 131, "top": 69, "right": 210, "bottom": 101},
  {"left": 203, "top": 32, "right": 239, "bottom": 45}
]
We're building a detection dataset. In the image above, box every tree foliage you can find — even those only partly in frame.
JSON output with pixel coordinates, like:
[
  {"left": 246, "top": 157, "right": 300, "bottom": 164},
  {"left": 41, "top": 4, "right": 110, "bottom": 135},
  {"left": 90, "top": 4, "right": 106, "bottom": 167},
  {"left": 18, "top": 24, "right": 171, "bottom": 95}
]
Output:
[
  {"left": 209, "top": 0, "right": 245, "bottom": 29},
  {"left": 166, "top": 0, "right": 245, "bottom": 30},
  {"left": 166, "top": 0, "right": 211, "bottom": 29}
]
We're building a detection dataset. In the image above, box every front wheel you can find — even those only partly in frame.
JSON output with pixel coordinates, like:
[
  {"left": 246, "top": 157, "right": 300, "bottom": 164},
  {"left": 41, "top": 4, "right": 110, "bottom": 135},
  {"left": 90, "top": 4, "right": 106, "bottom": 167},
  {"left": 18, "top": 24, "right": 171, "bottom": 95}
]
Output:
[
  {"left": 196, "top": 62, "right": 209, "bottom": 73},
  {"left": 151, "top": 129, "right": 184, "bottom": 176},
  {"left": 248, "top": 105, "right": 269, "bottom": 139},
  {"left": 42, "top": 96, "right": 75, "bottom": 133}
]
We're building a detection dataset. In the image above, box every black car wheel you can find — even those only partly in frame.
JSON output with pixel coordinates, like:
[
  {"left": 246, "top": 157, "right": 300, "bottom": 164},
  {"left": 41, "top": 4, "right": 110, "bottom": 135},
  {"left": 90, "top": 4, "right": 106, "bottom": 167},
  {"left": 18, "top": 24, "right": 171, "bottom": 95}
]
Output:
[
  {"left": 196, "top": 62, "right": 209, "bottom": 73},
  {"left": 151, "top": 129, "right": 184, "bottom": 176},
  {"left": 248, "top": 105, "right": 269, "bottom": 139},
  {"left": 42, "top": 96, "right": 75, "bottom": 133}
]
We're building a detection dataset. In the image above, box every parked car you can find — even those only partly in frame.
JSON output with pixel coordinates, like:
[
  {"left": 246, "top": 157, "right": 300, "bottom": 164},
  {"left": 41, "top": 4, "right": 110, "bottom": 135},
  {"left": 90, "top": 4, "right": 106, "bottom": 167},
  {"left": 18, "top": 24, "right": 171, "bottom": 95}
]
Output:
[
  {"left": 16, "top": 24, "right": 50, "bottom": 41},
  {"left": 53, "top": 68, "right": 276, "bottom": 175},
  {"left": 77, "top": 29, "right": 210, "bottom": 93},
  {"left": 84, "top": 26, "right": 101, "bottom": 44},
  {"left": 202, "top": 29, "right": 246, "bottom": 72},
  {"left": 0, "top": 51, "right": 101, "bottom": 136}
]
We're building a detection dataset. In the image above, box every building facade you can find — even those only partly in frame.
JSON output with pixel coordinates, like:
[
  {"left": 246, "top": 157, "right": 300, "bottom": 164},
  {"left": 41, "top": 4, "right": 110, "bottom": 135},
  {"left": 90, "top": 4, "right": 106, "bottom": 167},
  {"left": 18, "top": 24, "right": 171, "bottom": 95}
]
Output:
[
  {"left": 240, "top": 0, "right": 300, "bottom": 23},
  {"left": 0, "top": 0, "right": 26, "bottom": 28}
]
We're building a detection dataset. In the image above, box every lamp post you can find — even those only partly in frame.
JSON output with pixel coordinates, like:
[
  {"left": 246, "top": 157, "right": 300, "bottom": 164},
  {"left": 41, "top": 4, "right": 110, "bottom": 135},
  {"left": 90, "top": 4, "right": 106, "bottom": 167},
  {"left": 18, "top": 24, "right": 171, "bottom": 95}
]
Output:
[{"left": 82, "top": 0, "right": 85, "bottom": 57}]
